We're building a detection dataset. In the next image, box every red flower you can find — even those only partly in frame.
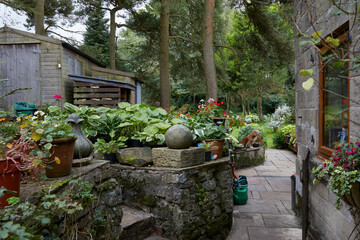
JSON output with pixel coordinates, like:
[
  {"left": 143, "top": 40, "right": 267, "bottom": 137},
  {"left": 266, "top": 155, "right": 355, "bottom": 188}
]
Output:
[
  {"left": 343, "top": 99, "right": 349, "bottom": 104},
  {"left": 53, "top": 94, "right": 63, "bottom": 99}
]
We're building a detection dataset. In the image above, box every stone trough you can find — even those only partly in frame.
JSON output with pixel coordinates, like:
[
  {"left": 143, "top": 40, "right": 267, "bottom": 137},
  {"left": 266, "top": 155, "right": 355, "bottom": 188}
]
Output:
[{"left": 233, "top": 146, "right": 265, "bottom": 169}]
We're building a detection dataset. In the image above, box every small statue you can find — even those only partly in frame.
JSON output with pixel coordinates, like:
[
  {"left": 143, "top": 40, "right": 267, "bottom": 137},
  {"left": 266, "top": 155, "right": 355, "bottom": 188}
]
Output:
[
  {"left": 66, "top": 113, "right": 93, "bottom": 159},
  {"left": 241, "top": 130, "right": 263, "bottom": 148}
]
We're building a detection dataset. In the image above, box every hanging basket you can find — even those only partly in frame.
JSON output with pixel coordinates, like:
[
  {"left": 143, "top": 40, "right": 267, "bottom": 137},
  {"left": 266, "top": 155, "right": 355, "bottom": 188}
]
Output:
[{"left": 342, "top": 182, "right": 360, "bottom": 209}]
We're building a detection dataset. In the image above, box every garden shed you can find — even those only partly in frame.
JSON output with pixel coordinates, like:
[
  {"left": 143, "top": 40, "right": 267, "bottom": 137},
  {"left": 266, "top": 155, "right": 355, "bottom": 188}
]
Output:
[
  {"left": 0, "top": 26, "right": 142, "bottom": 110},
  {"left": 295, "top": 1, "right": 360, "bottom": 239}
]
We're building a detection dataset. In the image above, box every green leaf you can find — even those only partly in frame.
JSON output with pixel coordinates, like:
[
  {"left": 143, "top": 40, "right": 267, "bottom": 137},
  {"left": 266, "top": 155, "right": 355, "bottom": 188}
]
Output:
[
  {"left": 299, "top": 41, "right": 308, "bottom": 46},
  {"left": 155, "top": 122, "right": 171, "bottom": 130},
  {"left": 41, "top": 217, "right": 51, "bottom": 225},
  {"left": 312, "top": 31, "right": 322, "bottom": 40},
  {"left": 299, "top": 69, "right": 314, "bottom": 77},
  {"left": 302, "top": 78, "right": 314, "bottom": 90},
  {"left": 143, "top": 125, "right": 159, "bottom": 135},
  {"left": 48, "top": 106, "right": 60, "bottom": 113},
  {"left": 118, "top": 102, "right": 131, "bottom": 109},
  {"left": 44, "top": 143, "right": 52, "bottom": 150},
  {"left": 349, "top": 63, "right": 360, "bottom": 71}
]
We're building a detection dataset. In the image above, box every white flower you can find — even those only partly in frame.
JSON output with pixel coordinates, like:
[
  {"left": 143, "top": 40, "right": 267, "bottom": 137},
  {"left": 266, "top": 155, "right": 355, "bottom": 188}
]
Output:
[{"left": 34, "top": 110, "right": 45, "bottom": 116}]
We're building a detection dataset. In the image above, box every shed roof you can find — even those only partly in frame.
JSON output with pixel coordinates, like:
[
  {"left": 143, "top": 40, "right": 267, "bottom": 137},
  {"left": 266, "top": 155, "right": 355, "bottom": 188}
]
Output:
[{"left": 0, "top": 26, "right": 105, "bottom": 67}]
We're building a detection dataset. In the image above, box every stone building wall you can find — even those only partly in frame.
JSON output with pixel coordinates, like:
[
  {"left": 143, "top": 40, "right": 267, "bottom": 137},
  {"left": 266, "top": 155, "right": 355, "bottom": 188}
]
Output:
[
  {"left": 114, "top": 159, "right": 234, "bottom": 240},
  {"left": 294, "top": 1, "right": 359, "bottom": 239}
]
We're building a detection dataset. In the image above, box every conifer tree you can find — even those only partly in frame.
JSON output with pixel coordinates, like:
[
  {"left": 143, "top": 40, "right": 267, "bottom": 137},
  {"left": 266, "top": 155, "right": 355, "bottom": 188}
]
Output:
[{"left": 81, "top": 8, "right": 110, "bottom": 66}]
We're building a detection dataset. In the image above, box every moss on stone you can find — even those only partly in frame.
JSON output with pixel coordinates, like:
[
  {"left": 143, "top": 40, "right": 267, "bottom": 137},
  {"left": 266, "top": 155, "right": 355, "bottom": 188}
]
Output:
[
  {"left": 43, "top": 179, "right": 70, "bottom": 193},
  {"left": 142, "top": 195, "right": 157, "bottom": 208},
  {"left": 205, "top": 213, "right": 230, "bottom": 237}
]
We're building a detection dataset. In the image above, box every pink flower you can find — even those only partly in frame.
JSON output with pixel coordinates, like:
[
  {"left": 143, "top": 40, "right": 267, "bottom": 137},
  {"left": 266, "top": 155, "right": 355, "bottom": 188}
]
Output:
[
  {"left": 53, "top": 94, "right": 63, "bottom": 99},
  {"left": 208, "top": 98, "right": 215, "bottom": 103}
]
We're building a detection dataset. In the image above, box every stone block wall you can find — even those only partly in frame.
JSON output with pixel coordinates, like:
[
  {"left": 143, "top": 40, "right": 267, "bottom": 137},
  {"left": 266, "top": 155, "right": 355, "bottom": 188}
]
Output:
[
  {"left": 294, "top": 1, "right": 360, "bottom": 239},
  {"left": 114, "top": 159, "right": 233, "bottom": 240}
]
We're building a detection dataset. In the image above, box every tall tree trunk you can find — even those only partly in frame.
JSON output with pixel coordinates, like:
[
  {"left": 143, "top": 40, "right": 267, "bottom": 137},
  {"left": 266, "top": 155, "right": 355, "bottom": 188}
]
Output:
[
  {"left": 35, "top": 0, "right": 45, "bottom": 35},
  {"left": 241, "top": 95, "right": 247, "bottom": 116},
  {"left": 257, "top": 97, "right": 263, "bottom": 122},
  {"left": 202, "top": 0, "right": 217, "bottom": 100},
  {"left": 160, "top": 0, "right": 170, "bottom": 109},
  {"left": 109, "top": 8, "right": 118, "bottom": 70}
]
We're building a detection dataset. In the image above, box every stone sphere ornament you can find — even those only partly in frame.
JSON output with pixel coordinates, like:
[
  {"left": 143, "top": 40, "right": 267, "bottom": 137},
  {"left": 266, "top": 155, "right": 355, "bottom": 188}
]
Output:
[{"left": 165, "top": 125, "right": 193, "bottom": 149}]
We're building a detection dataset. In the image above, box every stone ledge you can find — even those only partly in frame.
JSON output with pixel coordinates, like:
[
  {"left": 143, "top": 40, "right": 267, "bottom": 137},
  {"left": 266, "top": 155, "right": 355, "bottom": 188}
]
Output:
[{"left": 112, "top": 157, "right": 230, "bottom": 173}]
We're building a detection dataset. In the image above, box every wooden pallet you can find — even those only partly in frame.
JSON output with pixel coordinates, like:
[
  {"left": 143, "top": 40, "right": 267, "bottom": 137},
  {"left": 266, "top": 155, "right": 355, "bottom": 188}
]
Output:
[{"left": 73, "top": 80, "right": 131, "bottom": 107}]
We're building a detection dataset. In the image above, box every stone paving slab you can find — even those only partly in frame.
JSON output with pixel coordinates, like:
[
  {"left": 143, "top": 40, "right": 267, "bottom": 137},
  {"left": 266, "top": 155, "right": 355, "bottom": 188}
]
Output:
[
  {"left": 259, "top": 191, "right": 291, "bottom": 200},
  {"left": 266, "top": 177, "right": 291, "bottom": 192},
  {"left": 232, "top": 212, "right": 265, "bottom": 227},
  {"left": 262, "top": 214, "right": 301, "bottom": 228},
  {"left": 247, "top": 227, "right": 302, "bottom": 240},
  {"left": 228, "top": 149, "right": 301, "bottom": 240}
]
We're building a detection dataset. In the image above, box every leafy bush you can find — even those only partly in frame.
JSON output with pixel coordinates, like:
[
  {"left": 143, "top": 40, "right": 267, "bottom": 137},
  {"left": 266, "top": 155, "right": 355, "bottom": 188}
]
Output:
[
  {"left": 279, "top": 124, "right": 296, "bottom": 137},
  {"left": 266, "top": 104, "right": 293, "bottom": 131},
  {"left": 245, "top": 113, "right": 259, "bottom": 123},
  {"left": 273, "top": 131, "right": 287, "bottom": 149}
]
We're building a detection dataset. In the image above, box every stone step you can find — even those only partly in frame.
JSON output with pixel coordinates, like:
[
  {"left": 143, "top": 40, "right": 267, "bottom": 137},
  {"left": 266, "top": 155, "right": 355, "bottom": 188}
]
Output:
[
  {"left": 120, "top": 206, "right": 155, "bottom": 240},
  {"left": 144, "top": 234, "right": 169, "bottom": 240}
]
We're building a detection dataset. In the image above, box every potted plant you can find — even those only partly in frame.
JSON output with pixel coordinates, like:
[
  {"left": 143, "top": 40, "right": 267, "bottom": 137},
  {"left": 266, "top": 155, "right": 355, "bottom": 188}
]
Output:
[
  {"left": 203, "top": 123, "right": 227, "bottom": 159},
  {"left": 313, "top": 140, "right": 360, "bottom": 209},
  {"left": 24, "top": 114, "right": 76, "bottom": 178},
  {"left": 94, "top": 136, "right": 127, "bottom": 164},
  {"left": 202, "top": 141, "right": 217, "bottom": 161},
  {"left": 0, "top": 125, "right": 42, "bottom": 208}
]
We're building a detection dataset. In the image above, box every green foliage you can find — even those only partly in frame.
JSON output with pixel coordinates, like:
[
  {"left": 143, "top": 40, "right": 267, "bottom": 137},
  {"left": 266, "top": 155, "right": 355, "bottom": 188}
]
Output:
[
  {"left": 0, "top": 178, "right": 94, "bottom": 239},
  {"left": 80, "top": 7, "right": 110, "bottom": 66},
  {"left": 233, "top": 124, "right": 264, "bottom": 144},
  {"left": 279, "top": 124, "right": 296, "bottom": 137},
  {"left": 273, "top": 131, "right": 287, "bottom": 149},
  {"left": 313, "top": 141, "right": 360, "bottom": 209},
  {"left": 94, "top": 137, "right": 127, "bottom": 154}
]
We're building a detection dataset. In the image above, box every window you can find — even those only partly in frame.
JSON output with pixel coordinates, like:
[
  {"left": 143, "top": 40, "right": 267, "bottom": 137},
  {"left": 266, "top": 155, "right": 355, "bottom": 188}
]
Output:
[
  {"left": 319, "top": 23, "right": 350, "bottom": 158},
  {"left": 68, "top": 58, "right": 82, "bottom": 75}
]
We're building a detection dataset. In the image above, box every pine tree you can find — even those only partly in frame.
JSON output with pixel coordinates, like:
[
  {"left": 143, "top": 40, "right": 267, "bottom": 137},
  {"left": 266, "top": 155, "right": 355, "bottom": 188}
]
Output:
[{"left": 81, "top": 8, "right": 110, "bottom": 66}]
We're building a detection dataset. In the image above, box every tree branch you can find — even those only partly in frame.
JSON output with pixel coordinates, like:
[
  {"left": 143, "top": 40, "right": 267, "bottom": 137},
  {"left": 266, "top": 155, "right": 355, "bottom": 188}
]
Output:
[
  {"left": 116, "top": 23, "right": 150, "bottom": 33},
  {"left": 169, "top": 35, "right": 199, "bottom": 45}
]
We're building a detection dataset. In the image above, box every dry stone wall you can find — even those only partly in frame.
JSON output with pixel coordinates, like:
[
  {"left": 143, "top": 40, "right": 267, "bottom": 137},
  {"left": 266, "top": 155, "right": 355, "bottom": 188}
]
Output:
[{"left": 114, "top": 159, "right": 233, "bottom": 240}]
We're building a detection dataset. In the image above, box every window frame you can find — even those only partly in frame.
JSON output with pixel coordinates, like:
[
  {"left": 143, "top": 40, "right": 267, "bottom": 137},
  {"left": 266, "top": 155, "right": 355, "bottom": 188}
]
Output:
[{"left": 318, "top": 23, "right": 350, "bottom": 159}]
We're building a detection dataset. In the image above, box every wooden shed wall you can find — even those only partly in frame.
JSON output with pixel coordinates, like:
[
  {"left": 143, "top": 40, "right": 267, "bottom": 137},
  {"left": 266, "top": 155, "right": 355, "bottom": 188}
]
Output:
[
  {"left": 39, "top": 41, "right": 62, "bottom": 104},
  {"left": 62, "top": 48, "right": 101, "bottom": 104},
  {"left": 0, "top": 31, "right": 62, "bottom": 109},
  {"left": 91, "top": 67, "right": 136, "bottom": 104}
]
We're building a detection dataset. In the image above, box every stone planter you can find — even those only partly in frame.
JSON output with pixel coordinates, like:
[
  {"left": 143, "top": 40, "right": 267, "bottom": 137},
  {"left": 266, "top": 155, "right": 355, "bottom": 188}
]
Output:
[
  {"left": 233, "top": 147, "right": 265, "bottom": 169},
  {"left": 342, "top": 182, "right": 360, "bottom": 209},
  {"left": 0, "top": 159, "right": 21, "bottom": 208},
  {"left": 45, "top": 137, "right": 76, "bottom": 178},
  {"left": 204, "top": 139, "right": 225, "bottom": 159}
]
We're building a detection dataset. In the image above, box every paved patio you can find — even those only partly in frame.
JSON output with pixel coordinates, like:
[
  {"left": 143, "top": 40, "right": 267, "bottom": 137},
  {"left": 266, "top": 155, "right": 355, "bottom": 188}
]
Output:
[{"left": 227, "top": 149, "right": 302, "bottom": 240}]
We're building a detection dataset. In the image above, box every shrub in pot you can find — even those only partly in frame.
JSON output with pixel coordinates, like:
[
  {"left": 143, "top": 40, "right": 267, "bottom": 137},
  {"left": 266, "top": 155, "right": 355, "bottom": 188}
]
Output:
[{"left": 94, "top": 136, "right": 127, "bottom": 164}]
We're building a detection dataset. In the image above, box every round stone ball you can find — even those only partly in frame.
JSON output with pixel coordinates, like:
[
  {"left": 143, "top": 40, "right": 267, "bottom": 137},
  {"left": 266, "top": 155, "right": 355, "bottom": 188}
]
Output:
[{"left": 165, "top": 125, "right": 193, "bottom": 149}]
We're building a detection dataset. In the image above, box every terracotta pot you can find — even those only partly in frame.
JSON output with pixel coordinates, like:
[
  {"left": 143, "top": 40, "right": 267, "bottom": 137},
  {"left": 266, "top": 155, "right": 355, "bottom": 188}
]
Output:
[
  {"left": 342, "top": 182, "right": 360, "bottom": 209},
  {"left": 0, "top": 159, "right": 21, "bottom": 208},
  {"left": 45, "top": 137, "right": 76, "bottom": 178},
  {"left": 205, "top": 139, "right": 225, "bottom": 159}
]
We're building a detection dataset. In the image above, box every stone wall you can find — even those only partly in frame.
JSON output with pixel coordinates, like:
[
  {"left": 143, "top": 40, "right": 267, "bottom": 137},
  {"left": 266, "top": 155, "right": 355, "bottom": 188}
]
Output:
[
  {"left": 294, "top": 1, "right": 359, "bottom": 239},
  {"left": 20, "top": 160, "right": 124, "bottom": 239},
  {"left": 114, "top": 159, "right": 234, "bottom": 240}
]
